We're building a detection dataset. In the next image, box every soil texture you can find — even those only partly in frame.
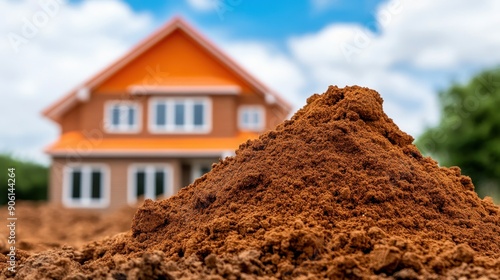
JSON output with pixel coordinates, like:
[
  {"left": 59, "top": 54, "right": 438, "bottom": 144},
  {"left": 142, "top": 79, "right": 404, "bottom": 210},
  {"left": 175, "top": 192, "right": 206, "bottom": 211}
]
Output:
[{"left": 2, "top": 86, "right": 499, "bottom": 279}]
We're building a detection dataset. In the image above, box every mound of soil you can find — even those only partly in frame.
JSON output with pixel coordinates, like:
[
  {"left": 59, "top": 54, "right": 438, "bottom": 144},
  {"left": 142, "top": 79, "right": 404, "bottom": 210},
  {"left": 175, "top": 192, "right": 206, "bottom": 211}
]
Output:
[{"left": 2, "top": 86, "right": 499, "bottom": 279}]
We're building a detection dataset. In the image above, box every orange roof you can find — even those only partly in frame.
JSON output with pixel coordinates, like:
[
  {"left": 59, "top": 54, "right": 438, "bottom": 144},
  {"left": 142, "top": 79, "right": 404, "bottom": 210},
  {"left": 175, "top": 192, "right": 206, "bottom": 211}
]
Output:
[
  {"left": 46, "top": 131, "right": 259, "bottom": 157},
  {"left": 42, "top": 17, "right": 292, "bottom": 122},
  {"left": 130, "top": 77, "right": 237, "bottom": 87}
]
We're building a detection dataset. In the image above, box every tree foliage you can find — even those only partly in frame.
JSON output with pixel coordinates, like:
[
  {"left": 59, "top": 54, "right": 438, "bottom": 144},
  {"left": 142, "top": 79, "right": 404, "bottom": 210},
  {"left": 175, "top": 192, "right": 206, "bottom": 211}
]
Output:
[
  {"left": 416, "top": 67, "right": 500, "bottom": 201},
  {"left": 0, "top": 154, "right": 48, "bottom": 204}
]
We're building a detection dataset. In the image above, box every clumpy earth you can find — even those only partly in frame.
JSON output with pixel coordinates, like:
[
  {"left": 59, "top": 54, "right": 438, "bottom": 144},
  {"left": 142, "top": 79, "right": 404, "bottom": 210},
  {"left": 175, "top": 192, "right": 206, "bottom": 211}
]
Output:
[{"left": 1, "top": 86, "right": 499, "bottom": 279}]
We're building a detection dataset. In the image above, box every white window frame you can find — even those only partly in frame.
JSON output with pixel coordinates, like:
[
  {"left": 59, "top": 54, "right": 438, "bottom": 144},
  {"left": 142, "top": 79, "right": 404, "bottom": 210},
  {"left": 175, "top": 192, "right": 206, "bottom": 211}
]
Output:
[
  {"left": 127, "top": 164, "right": 174, "bottom": 205},
  {"left": 238, "top": 105, "right": 265, "bottom": 132},
  {"left": 62, "top": 164, "right": 110, "bottom": 208},
  {"left": 104, "top": 101, "right": 142, "bottom": 133},
  {"left": 149, "top": 97, "right": 211, "bottom": 134}
]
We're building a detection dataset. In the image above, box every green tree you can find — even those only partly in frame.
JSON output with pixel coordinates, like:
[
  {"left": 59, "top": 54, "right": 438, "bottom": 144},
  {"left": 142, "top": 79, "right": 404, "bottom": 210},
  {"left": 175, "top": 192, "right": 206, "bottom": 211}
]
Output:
[
  {"left": 0, "top": 154, "right": 48, "bottom": 204},
  {"left": 416, "top": 67, "right": 500, "bottom": 202}
]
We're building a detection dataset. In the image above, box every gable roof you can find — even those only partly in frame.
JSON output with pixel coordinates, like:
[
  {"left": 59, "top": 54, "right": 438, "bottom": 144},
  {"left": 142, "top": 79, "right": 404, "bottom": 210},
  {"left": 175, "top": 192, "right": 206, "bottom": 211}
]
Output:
[{"left": 43, "top": 17, "right": 292, "bottom": 121}]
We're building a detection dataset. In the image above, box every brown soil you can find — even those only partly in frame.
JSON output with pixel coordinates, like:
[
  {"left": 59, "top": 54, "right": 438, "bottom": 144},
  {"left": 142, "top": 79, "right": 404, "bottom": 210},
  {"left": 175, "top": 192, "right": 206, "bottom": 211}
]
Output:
[
  {"left": 1, "top": 86, "right": 499, "bottom": 279},
  {"left": 0, "top": 202, "right": 136, "bottom": 252}
]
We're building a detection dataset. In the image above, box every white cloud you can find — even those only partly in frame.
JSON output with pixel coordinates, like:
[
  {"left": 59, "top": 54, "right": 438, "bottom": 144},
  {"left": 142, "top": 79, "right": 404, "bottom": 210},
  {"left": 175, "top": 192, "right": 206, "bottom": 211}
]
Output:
[
  {"left": 0, "top": 0, "right": 153, "bottom": 163},
  {"left": 185, "top": 0, "right": 214, "bottom": 12},
  {"left": 379, "top": 0, "right": 500, "bottom": 70},
  {"left": 288, "top": 0, "right": 500, "bottom": 137},
  {"left": 220, "top": 42, "right": 306, "bottom": 107}
]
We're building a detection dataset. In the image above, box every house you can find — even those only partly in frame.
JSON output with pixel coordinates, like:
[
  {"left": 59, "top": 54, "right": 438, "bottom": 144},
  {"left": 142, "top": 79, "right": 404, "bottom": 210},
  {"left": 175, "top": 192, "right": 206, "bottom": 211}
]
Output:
[{"left": 43, "top": 17, "right": 292, "bottom": 211}]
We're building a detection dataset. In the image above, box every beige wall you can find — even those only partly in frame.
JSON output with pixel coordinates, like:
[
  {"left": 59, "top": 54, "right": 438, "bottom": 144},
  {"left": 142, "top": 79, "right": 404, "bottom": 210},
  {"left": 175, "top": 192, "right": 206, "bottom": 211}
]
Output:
[{"left": 60, "top": 104, "right": 81, "bottom": 134}]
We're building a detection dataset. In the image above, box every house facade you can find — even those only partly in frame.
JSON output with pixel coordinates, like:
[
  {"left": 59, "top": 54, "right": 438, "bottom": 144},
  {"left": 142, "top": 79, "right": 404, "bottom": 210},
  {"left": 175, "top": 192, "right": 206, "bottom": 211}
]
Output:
[{"left": 43, "top": 18, "right": 291, "bottom": 211}]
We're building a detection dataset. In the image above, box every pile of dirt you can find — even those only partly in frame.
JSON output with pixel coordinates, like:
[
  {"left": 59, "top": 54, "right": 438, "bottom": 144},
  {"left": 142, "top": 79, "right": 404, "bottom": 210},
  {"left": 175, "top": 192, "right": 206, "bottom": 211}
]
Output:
[
  {"left": 0, "top": 202, "right": 136, "bottom": 252},
  {"left": 2, "top": 86, "right": 499, "bottom": 279}
]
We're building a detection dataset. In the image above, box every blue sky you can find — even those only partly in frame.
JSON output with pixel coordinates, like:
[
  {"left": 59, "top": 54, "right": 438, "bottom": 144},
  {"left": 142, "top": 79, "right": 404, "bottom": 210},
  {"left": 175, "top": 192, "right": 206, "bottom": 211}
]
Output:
[
  {"left": 1, "top": 0, "right": 500, "bottom": 163},
  {"left": 113, "top": 0, "right": 386, "bottom": 38},
  {"left": 67, "top": 0, "right": 389, "bottom": 50}
]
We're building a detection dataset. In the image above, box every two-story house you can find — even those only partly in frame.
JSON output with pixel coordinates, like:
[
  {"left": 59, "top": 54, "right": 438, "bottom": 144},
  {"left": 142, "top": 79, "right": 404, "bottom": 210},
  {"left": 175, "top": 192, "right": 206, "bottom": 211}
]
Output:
[{"left": 43, "top": 17, "right": 291, "bottom": 211}]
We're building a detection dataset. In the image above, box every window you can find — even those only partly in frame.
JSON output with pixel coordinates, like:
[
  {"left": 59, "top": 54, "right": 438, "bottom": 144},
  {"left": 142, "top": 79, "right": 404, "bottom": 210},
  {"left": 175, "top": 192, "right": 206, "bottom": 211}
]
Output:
[
  {"left": 106, "top": 101, "right": 141, "bottom": 133},
  {"left": 150, "top": 98, "right": 210, "bottom": 133},
  {"left": 239, "top": 105, "right": 265, "bottom": 131},
  {"left": 128, "top": 164, "right": 173, "bottom": 204},
  {"left": 63, "top": 165, "right": 109, "bottom": 207}
]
